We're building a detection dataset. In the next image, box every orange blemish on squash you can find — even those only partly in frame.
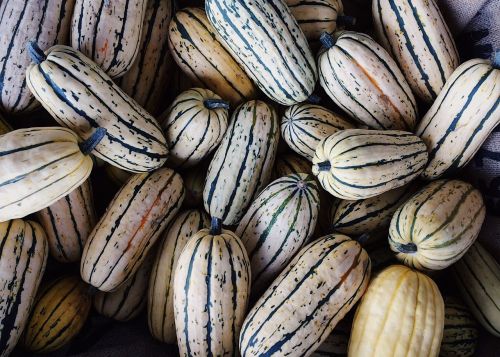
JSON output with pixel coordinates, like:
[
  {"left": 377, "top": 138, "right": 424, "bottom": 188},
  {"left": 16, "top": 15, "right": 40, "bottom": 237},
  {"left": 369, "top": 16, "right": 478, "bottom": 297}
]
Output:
[{"left": 100, "top": 39, "right": 109, "bottom": 54}]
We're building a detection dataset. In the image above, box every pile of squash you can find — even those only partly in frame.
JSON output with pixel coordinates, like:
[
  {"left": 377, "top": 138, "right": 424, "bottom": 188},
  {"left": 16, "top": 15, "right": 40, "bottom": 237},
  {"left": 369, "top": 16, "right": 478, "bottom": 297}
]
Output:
[{"left": 0, "top": 0, "right": 498, "bottom": 356}]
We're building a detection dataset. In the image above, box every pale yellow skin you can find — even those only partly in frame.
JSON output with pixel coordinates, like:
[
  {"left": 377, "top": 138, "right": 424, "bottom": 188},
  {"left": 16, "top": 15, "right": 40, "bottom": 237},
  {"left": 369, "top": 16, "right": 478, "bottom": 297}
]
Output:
[{"left": 349, "top": 265, "right": 444, "bottom": 357}]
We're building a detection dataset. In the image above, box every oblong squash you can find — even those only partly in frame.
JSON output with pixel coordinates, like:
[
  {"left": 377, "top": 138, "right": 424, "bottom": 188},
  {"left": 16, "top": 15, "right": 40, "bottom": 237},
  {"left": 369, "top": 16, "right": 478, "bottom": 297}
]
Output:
[
  {"left": 23, "top": 276, "right": 92, "bottom": 353},
  {"left": 71, "top": 0, "right": 147, "bottom": 78},
  {"left": 372, "top": 0, "right": 459, "bottom": 102},
  {"left": 0, "top": 220, "right": 48, "bottom": 357},
  {"left": 81, "top": 168, "right": 184, "bottom": 292},
  {"left": 273, "top": 153, "right": 313, "bottom": 180},
  {"left": 389, "top": 180, "right": 485, "bottom": 271},
  {"left": 281, "top": 103, "right": 354, "bottom": 161},
  {"left": 206, "top": 0, "right": 318, "bottom": 105},
  {"left": 440, "top": 297, "right": 478, "bottom": 357},
  {"left": 174, "top": 227, "right": 250, "bottom": 357},
  {"left": 26, "top": 44, "right": 168, "bottom": 173},
  {"left": 312, "top": 129, "right": 428, "bottom": 200},
  {"left": 240, "top": 234, "right": 370, "bottom": 357},
  {"left": 161, "top": 88, "right": 229, "bottom": 169},
  {"left": 416, "top": 58, "right": 500, "bottom": 180},
  {"left": 0, "top": 127, "right": 93, "bottom": 222},
  {"left": 148, "top": 209, "right": 210, "bottom": 343},
  {"left": 318, "top": 31, "right": 418, "bottom": 130},
  {"left": 204, "top": 100, "right": 279, "bottom": 225},
  {"left": 168, "top": 7, "right": 256, "bottom": 106},
  {"left": 349, "top": 265, "right": 444, "bottom": 357}
]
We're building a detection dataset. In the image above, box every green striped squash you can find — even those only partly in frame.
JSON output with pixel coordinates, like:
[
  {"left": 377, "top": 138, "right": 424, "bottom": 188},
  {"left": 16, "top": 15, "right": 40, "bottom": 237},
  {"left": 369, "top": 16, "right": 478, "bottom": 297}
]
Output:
[
  {"left": 182, "top": 164, "right": 206, "bottom": 209},
  {"left": 0, "top": 219, "right": 48, "bottom": 357},
  {"left": 37, "top": 179, "right": 96, "bottom": 263},
  {"left": 0, "top": 114, "right": 11, "bottom": 134},
  {"left": 240, "top": 234, "right": 370, "bottom": 357},
  {"left": 440, "top": 297, "right": 478, "bottom": 357},
  {"left": 204, "top": 100, "right": 279, "bottom": 225},
  {"left": 330, "top": 184, "right": 415, "bottom": 236},
  {"left": 312, "top": 129, "right": 428, "bottom": 200},
  {"left": 281, "top": 103, "right": 354, "bottom": 161},
  {"left": 71, "top": 0, "right": 147, "bottom": 78},
  {"left": 312, "top": 318, "right": 351, "bottom": 357},
  {"left": 148, "top": 209, "right": 210, "bottom": 343},
  {"left": 0, "top": 127, "right": 94, "bottom": 222},
  {"left": 0, "top": 0, "right": 75, "bottom": 114},
  {"left": 23, "top": 276, "right": 92, "bottom": 353},
  {"left": 81, "top": 168, "right": 184, "bottom": 292},
  {"left": 26, "top": 44, "right": 168, "bottom": 173},
  {"left": 94, "top": 257, "right": 153, "bottom": 322},
  {"left": 451, "top": 242, "right": 500, "bottom": 337},
  {"left": 416, "top": 58, "right": 500, "bottom": 180},
  {"left": 373, "top": 0, "right": 459, "bottom": 102},
  {"left": 161, "top": 88, "right": 229, "bottom": 169},
  {"left": 318, "top": 31, "right": 418, "bottom": 130},
  {"left": 236, "top": 173, "right": 320, "bottom": 295},
  {"left": 389, "top": 180, "right": 485, "bottom": 271},
  {"left": 168, "top": 8, "right": 256, "bottom": 106},
  {"left": 273, "top": 153, "right": 312, "bottom": 180},
  {"left": 206, "top": 0, "right": 318, "bottom": 105},
  {"left": 173, "top": 227, "right": 250, "bottom": 356},
  {"left": 118, "top": 0, "right": 173, "bottom": 116}
]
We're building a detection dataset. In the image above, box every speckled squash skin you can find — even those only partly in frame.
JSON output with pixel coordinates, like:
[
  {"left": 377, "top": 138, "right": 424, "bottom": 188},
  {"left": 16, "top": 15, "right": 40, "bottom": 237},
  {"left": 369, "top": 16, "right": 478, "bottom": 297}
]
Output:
[{"left": 440, "top": 297, "right": 478, "bottom": 357}]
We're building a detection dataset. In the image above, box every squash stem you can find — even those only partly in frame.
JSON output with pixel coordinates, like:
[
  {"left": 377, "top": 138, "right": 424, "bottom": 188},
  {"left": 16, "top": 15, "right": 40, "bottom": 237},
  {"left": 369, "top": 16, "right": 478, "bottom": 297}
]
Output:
[
  {"left": 337, "top": 15, "right": 357, "bottom": 27},
  {"left": 204, "top": 99, "right": 230, "bottom": 110},
  {"left": 210, "top": 217, "right": 222, "bottom": 235},
  {"left": 307, "top": 94, "right": 321, "bottom": 104},
  {"left": 492, "top": 50, "right": 500, "bottom": 69},
  {"left": 397, "top": 242, "right": 418, "bottom": 253},
  {"left": 79, "top": 127, "right": 107, "bottom": 155},
  {"left": 317, "top": 161, "right": 332, "bottom": 172},
  {"left": 27, "top": 41, "right": 46, "bottom": 64},
  {"left": 320, "top": 32, "right": 336, "bottom": 49}
]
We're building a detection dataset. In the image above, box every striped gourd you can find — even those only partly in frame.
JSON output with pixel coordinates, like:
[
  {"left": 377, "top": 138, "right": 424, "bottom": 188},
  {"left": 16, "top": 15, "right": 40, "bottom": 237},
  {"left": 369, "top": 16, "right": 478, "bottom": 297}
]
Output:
[
  {"left": 168, "top": 8, "right": 256, "bottom": 106},
  {"left": 118, "top": 0, "right": 173, "bottom": 116},
  {"left": 330, "top": 184, "right": 415, "bottom": 236},
  {"left": 0, "top": 219, "right": 48, "bottom": 357},
  {"left": 204, "top": 100, "right": 279, "bottom": 225},
  {"left": 26, "top": 44, "right": 168, "bottom": 173},
  {"left": 318, "top": 31, "right": 418, "bottom": 130},
  {"left": 440, "top": 296, "right": 478, "bottom": 357},
  {"left": 0, "top": 0, "right": 75, "bottom": 114},
  {"left": 240, "top": 234, "right": 370, "bottom": 357},
  {"left": 0, "top": 114, "right": 11, "bottom": 135},
  {"left": 389, "top": 180, "right": 485, "bottom": 271},
  {"left": 23, "top": 276, "right": 92, "bottom": 353},
  {"left": 71, "top": 0, "right": 147, "bottom": 78},
  {"left": 416, "top": 58, "right": 500, "bottom": 180},
  {"left": 372, "top": 0, "right": 459, "bottom": 102},
  {"left": 273, "top": 153, "right": 312, "bottom": 179},
  {"left": 161, "top": 88, "right": 229, "bottom": 169},
  {"left": 173, "top": 225, "right": 250, "bottom": 357},
  {"left": 349, "top": 265, "right": 444, "bottom": 357},
  {"left": 312, "top": 129, "right": 428, "bottom": 200},
  {"left": 205, "top": 0, "right": 318, "bottom": 105},
  {"left": 94, "top": 257, "right": 153, "bottom": 322},
  {"left": 148, "top": 209, "right": 210, "bottom": 343},
  {"left": 450, "top": 242, "right": 500, "bottom": 337},
  {"left": 312, "top": 318, "right": 351, "bottom": 357},
  {"left": 37, "top": 179, "right": 96, "bottom": 263},
  {"left": 105, "top": 164, "right": 132, "bottom": 186},
  {"left": 81, "top": 168, "right": 184, "bottom": 292},
  {"left": 0, "top": 127, "right": 95, "bottom": 222},
  {"left": 182, "top": 164, "right": 206, "bottom": 209},
  {"left": 236, "top": 173, "right": 320, "bottom": 295},
  {"left": 281, "top": 103, "right": 354, "bottom": 161}
]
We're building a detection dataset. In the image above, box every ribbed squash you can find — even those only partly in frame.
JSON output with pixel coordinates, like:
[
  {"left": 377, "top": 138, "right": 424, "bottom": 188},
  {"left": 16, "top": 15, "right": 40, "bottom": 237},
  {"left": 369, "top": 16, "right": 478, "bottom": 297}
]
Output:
[
  {"left": 236, "top": 173, "right": 320, "bottom": 295},
  {"left": 312, "top": 318, "right": 351, "bottom": 357},
  {"left": 416, "top": 58, "right": 500, "bottom": 180},
  {"left": 168, "top": 8, "right": 256, "bottom": 106},
  {"left": 312, "top": 129, "right": 428, "bottom": 200},
  {"left": 173, "top": 226, "right": 250, "bottom": 357},
  {"left": 273, "top": 153, "right": 313, "bottom": 179},
  {"left": 281, "top": 103, "right": 354, "bottom": 161},
  {"left": 206, "top": 0, "right": 317, "bottom": 105},
  {"left": 23, "top": 276, "right": 92, "bottom": 353},
  {"left": 451, "top": 242, "right": 500, "bottom": 337},
  {"left": 389, "top": 180, "right": 485, "bottom": 271},
  {"left": 204, "top": 100, "right": 279, "bottom": 225},
  {"left": 81, "top": 168, "right": 184, "bottom": 292},
  {"left": 0, "top": 127, "right": 93, "bottom": 222},
  {"left": 71, "top": 0, "right": 147, "bottom": 78},
  {"left": 148, "top": 209, "right": 210, "bottom": 343},
  {"left": 0, "top": 219, "right": 48, "bottom": 357},
  {"left": 440, "top": 297, "right": 478, "bottom": 357},
  {"left": 0, "top": 0, "right": 75, "bottom": 114},
  {"left": 318, "top": 31, "right": 417, "bottom": 130},
  {"left": 349, "top": 265, "right": 444, "bottom": 357},
  {"left": 0, "top": 115, "right": 11, "bottom": 134},
  {"left": 372, "top": 0, "right": 459, "bottom": 102},
  {"left": 182, "top": 164, "right": 206, "bottom": 209},
  {"left": 161, "top": 88, "right": 229, "bottom": 169},
  {"left": 26, "top": 44, "right": 168, "bottom": 173},
  {"left": 240, "top": 234, "right": 370, "bottom": 357}
]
